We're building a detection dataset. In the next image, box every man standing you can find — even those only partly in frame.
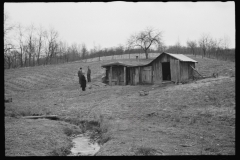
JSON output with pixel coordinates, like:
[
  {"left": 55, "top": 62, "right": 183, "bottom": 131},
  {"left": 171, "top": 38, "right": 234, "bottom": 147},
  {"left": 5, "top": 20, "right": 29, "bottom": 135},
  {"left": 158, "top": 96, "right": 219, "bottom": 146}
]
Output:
[
  {"left": 78, "top": 67, "right": 82, "bottom": 85},
  {"left": 80, "top": 71, "right": 87, "bottom": 91},
  {"left": 87, "top": 66, "right": 91, "bottom": 82}
]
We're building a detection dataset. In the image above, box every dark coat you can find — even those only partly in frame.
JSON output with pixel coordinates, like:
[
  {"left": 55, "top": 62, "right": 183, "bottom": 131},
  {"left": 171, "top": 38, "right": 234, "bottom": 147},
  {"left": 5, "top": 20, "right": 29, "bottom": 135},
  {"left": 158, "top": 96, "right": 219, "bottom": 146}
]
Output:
[
  {"left": 87, "top": 68, "right": 91, "bottom": 75},
  {"left": 78, "top": 70, "right": 82, "bottom": 78},
  {"left": 80, "top": 74, "right": 86, "bottom": 88},
  {"left": 78, "top": 70, "right": 82, "bottom": 84}
]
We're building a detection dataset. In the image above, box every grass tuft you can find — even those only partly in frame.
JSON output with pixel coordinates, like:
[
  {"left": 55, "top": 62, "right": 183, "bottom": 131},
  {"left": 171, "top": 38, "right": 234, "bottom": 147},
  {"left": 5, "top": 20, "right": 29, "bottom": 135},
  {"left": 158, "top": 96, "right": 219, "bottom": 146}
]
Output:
[
  {"left": 134, "top": 147, "right": 157, "bottom": 156},
  {"left": 48, "top": 146, "right": 72, "bottom": 156}
]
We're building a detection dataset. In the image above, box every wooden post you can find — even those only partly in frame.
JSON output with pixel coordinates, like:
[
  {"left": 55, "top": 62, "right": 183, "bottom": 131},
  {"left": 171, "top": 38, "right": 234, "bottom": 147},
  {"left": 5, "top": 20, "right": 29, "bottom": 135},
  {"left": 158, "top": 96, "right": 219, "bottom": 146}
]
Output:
[
  {"left": 151, "top": 65, "right": 153, "bottom": 84},
  {"left": 124, "top": 66, "right": 126, "bottom": 85},
  {"left": 109, "top": 66, "right": 112, "bottom": 86},
  {"left": 138, "top": 67, "right": 141, "bottom": 84},
  {"left": 177, "top": 60, "right": 181, "bottom": 83}
]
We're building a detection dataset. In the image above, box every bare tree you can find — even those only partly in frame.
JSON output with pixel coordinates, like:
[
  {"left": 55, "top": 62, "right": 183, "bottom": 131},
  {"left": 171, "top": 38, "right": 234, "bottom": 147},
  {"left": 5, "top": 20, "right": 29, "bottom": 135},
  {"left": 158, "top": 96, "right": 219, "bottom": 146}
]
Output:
[
  {"left": 175, "top": 38, "right": 181, "bottom": 54},
  {"left": 43, "top": 27, "right": 59, "bottom": 64},
  {"left": 25, "top": 24, "right": 36, "bottom": 66},
  {"left": 198, "top": 34, "right": 211, "bottom": 58},
  {"left": 4, "top": 45, "right": 15, "bottom": 69},
  {"left": 222, "top": 35, "right": 231, "bottom": 50},
  {"left": 222, "top": 35, "right": 231, "bottom": 60},
  {"left": 81, "top": 43, "right": 87, "bottom": 59},
  {"left": 16, "top": 23, "right": 25, "bottom": 67},
  {"left": 215, "top": 38, "right": 223, "bottom": 59},
  {"left": 57, "top": 41, "right": 67, "bottom": 63},
  {"left": 157, "top": 42, "right": 166, "bottom": 53},
  {"left": 4, "top": 11, "right": 15, "bottom": 56},
  {"left": 36, "top": 25, "right": 44, "bottom": 65},
  {"left": 187, "top": 40, "right": 197, "bottom": 56},
  {"left": 127, "top": 27, "right": 163, "bottom": 59}
]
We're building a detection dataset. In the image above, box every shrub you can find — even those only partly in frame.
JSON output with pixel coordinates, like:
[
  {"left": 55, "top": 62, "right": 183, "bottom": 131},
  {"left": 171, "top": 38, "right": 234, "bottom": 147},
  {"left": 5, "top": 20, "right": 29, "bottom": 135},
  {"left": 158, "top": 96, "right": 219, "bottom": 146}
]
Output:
[{"left": 63, "top": 127, "right": 74, "bottom": 136}]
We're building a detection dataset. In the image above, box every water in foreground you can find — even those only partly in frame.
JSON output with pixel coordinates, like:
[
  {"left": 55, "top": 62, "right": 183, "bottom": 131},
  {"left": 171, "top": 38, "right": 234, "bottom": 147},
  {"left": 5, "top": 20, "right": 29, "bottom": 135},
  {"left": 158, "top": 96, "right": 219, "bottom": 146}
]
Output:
[{"left": 68, "top": 134, "right": 100, "bottom": 156}]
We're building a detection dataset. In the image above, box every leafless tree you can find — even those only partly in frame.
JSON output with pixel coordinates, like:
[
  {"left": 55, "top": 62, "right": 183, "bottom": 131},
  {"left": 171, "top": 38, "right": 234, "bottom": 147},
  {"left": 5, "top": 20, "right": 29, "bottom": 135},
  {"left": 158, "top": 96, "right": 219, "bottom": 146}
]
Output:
[
  {"left": 215, "top": 38, "right": 224, "bottom": 59},
  {"left": 127, "top": 27, "right": 163, "bottom": 59},
  {"left": 157, "top": 42, "right": 166, "bottom": 53},
  {"left": 222, "top": 35, "right": 231, "bottom": 50},
  {"left": 43, "top": 27, "right": 59, "bottom": 64},
  {"left": 187, "top": 40, "right": 197, "bottom": 56},
  {"left": 175, "top": 38, "right": 181, "bottom": 54},
  {"left": 36, "top": 25, "right": 44, "bottom": 65},
  {"left": 15, "top": 23, "right": 25, "bottom": 67},
  {"left": 222, "top": 35, "right": 231, "bottom": 60},
  {"left": 4, "top": 11, "right": 15, "bottom": 55},
  {"left": 25, "top": 24, "right": 36, "bottom": 66},
  {"left": 57, "top": 41, "right": 67, "bottom": 63},
  {"left": 198, "top": 34, "right": 211, "bottom": 58},
  {"left": 81, "top": 43, "right": 87, "bottom": 59}
]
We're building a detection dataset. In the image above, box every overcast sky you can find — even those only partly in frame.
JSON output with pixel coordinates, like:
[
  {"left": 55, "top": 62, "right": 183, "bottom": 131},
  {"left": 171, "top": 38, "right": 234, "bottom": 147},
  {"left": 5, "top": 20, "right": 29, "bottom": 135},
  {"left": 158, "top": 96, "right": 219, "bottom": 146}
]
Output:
[{"left": 4, "top": 2, "right": 235, "bottom": 50}]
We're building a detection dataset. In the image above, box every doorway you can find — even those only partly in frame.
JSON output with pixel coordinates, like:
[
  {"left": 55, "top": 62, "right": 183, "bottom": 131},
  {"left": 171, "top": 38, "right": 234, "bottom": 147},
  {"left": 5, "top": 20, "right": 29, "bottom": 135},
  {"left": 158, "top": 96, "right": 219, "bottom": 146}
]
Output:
[{"left": 162, "top": 62, "right": 171, "bottom": 81}]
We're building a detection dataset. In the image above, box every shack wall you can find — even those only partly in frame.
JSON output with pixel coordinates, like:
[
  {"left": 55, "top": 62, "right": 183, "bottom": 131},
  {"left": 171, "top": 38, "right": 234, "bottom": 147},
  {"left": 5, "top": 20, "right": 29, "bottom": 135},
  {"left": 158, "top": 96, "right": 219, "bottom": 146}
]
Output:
[
  {"left": 151, "top": 53, "right": 173, "bottom": 84},
  {"left": 141, "top": 66, "right": 152, "bottom": 84},
  {"left": 129, "top": 67, "right": 140, "bottom": 85},
  {"left": 107, "top": 66, "right": 125, "bottom": 85},
  {"left": 104, "top": 53, "right": 197, "bottom": 85},
  {"left": 180, "top": 62, "right": 189, "bottom": 82},
  {"left": 170, "top": 58, "right": 179, "bottom": 82}
]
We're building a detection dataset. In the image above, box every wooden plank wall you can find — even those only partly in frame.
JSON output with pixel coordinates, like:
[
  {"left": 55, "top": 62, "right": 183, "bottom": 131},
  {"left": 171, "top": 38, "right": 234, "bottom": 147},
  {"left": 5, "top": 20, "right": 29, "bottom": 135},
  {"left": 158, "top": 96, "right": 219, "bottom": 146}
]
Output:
[
  {"left": 128, "top": 67, "right": 140, "bottom": 85},
  {"left": 129, "top": 68, "right": 134, "bottom": 85},
  {"left": 141, "top": 66, "right": 152, "bottom": 84},
  {"left": 105, "top": 54, "right": 196, "bottom": 85},
  {"left": 134, "top": 67, "right": 140, "bottom": 85},
  {"left": 152, "top": 57, "right": 162, "bottom": 84},
  {"left": 151, "top": 54, "right": 171, "bottom": 84},
  {"left": 180, "top": 62, "right": 189, "bottom": 82},
  {"left": 111, "top": 66, "right": 124, "bottom": 85},
  {"left": 188, "top": 62, "right": 195, "bottom": 80},
  {"left": 170, "top": 58, "right": 177, "bottom": 82}
]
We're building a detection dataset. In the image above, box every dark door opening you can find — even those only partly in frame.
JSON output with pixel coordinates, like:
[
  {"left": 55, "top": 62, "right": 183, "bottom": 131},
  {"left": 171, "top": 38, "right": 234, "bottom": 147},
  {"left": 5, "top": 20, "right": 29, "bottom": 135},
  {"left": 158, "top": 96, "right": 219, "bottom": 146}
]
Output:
[
  {"left": 126, "top": 68, "right": 130, "bottom": 85},
  {"left": 162, "top": 62, "right": 171, "bottom": 81}
]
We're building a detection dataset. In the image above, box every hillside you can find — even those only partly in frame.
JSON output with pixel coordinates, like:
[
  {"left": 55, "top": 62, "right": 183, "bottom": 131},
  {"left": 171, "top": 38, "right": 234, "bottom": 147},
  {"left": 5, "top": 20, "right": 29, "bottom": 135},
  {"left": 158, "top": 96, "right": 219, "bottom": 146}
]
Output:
[{"left": 5, "top": 55, "right": 235, "bottom": 156}]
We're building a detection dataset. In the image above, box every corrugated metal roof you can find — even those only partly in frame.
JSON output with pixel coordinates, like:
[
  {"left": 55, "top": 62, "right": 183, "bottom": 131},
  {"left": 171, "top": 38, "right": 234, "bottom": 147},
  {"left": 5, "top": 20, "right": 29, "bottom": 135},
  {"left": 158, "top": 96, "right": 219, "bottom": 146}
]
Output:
[
  {"left": 101, "top": 59, "right": 153, "bottom": 67},
  {"left": 101, "top": 52, "right": 197, "bottom": 68},
  {"left": 164, "top": 52, "right": 198, "bottom": 63}
]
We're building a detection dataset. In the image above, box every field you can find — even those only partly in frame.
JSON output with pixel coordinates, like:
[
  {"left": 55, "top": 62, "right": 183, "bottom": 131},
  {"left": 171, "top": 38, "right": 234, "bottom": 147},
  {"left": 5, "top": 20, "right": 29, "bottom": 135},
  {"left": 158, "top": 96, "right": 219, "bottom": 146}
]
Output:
[{"left": 5, "top": 55, "right": 235, "bottom": 156}]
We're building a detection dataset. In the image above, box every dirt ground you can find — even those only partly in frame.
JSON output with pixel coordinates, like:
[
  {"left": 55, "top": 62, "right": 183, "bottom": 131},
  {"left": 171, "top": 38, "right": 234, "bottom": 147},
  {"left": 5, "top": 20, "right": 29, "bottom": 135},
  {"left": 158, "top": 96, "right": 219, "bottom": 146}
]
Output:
[{"left": 4, "top": 55, "right": 235, "bottom": 156}]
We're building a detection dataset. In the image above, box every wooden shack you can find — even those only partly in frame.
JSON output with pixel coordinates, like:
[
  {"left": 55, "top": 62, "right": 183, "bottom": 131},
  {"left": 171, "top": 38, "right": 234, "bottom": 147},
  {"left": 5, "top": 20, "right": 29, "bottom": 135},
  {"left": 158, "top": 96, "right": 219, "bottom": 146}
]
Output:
[{"left": 101, "top": 52, "right": 198, "bottom": 85}]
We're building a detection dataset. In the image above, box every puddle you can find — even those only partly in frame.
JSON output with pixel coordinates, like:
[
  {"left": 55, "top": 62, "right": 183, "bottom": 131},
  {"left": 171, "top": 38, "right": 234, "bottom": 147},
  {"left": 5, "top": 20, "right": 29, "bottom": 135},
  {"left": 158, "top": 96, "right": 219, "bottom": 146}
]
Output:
[{"left": 69, "top": 134, "right": 101, "bottom": 156}]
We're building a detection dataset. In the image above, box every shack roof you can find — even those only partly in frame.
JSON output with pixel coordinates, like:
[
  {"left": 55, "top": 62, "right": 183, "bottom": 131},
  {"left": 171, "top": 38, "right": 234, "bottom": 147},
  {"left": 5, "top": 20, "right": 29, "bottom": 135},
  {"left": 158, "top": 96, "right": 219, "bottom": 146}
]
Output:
[
  {"left": 101, "top": 52, "right": 197, "bottom": 68},
  {"left": 163, "top": 52, "right": 198, "bottom": 63},
  {"left": 101, "top": 59, "right": 153, "bottom": 67}
]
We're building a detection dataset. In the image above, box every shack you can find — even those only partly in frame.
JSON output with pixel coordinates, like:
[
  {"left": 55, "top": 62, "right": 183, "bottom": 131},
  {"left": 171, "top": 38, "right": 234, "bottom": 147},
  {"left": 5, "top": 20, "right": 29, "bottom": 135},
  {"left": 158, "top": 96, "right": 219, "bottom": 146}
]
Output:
[{"left": 101, "top": 52, "right": 198, "bottom": 85}]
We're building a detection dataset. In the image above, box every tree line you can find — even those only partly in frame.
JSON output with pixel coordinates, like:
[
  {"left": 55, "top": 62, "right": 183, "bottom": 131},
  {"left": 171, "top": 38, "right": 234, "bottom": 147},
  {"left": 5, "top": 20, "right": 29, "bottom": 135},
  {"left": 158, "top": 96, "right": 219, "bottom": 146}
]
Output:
[{"left": 4, "top": 12, "right": 234, "bottom": 69}]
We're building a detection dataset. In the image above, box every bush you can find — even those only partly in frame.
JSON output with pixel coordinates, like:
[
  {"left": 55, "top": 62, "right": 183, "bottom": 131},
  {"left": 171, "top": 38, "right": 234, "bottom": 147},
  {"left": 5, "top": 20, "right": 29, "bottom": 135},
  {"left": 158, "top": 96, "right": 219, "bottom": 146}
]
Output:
[{"left": 63, "top": 127, "right": 74, "bottom": 136}]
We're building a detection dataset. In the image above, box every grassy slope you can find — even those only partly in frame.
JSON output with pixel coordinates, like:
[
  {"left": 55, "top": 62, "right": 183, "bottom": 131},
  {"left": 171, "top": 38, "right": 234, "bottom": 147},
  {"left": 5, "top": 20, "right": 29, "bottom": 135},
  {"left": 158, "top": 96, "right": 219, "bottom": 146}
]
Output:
[
  {"left": 5, "top": 117, "right": 82, "bottom": 156},
  {"left": 4, "top": 55, "right": 235, "bottom": 155}
]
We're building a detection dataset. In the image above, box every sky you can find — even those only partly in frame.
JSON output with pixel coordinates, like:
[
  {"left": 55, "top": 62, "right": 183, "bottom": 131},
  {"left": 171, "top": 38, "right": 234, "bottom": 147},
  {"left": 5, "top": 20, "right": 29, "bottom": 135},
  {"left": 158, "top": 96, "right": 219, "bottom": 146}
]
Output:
[{"left": 4, "top": 2, "right": 235, "bottom": 50}]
